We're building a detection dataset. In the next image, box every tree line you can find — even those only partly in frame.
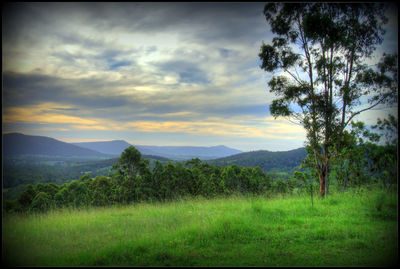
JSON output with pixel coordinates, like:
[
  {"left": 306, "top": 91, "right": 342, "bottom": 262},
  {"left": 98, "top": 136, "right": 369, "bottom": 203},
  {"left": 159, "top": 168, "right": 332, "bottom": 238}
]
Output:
[
  {"left": 4, "top": 124, "right": 396, "bottom": 214},
  {"left": 4, "top": 146, "right": 272, "bottom": 213}
]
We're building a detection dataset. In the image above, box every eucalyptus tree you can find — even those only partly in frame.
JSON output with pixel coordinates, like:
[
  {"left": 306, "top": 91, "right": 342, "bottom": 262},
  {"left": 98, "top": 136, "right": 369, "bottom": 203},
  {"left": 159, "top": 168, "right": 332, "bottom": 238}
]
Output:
[
  {"left": 259, "top": 3, "right": 397, "bottom": 197},
  {"left": 112, "top": 146, "right": 145, "bottom": 180},
  {"left": 112, "top": 146, "right": 152, "bottom": 203}
]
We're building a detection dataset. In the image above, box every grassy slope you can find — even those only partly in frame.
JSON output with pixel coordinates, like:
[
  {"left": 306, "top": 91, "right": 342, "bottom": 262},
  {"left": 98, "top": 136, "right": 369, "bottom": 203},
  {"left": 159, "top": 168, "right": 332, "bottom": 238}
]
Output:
[{"left": 3, "top": 189, "right": 398, "bottom": 266}]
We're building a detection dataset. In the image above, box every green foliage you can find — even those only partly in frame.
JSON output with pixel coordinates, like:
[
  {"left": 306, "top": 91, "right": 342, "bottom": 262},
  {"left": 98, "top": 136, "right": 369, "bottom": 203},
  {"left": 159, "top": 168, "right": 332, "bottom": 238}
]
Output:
[
  {"left": 79, "top": 174, "right": 92, "bottom": 182},
  {"left": 372, "top": 114, "right": 398, "bottom": 146},
  {"left": 3, "top": 154, "right": 169, "bottom": 197},
  {"left": 6, "top": 141, "right": 396, "bottom": 214},
  {"left": 30, "top": 192, "right": 51, "bottom": 212},
  {"left": 8, "top": 146, "right": 274, "bottom": 212},
  {"left": 331, "top": 119, "right": 398, "bottom": 191},
  {"left": 3, "top": 199, "right": 22, "bottom": 214},
  {"left": 113, "top": 146, "right": 148, "bottom": 179},
  {"left": 272, "top": 179, "right": 289, "bottom": 194},
  {"left": 68, "top": 180, "right": 90, "bottom": 207},
  {"left": 17, "top": 184, "right": 37, "bottom": 210},
  {"left": 208, "top": 148, "right": 306, "bottom": 173},
  {"left": 34, "top": 182, "right": 60, "bottom": 199},
  {"left": 3, "top": 157, "right": 118, "bottom": 189},
  {"left": 89, "top": 176, "right": 114, "bottom": 206},
  {"left": 369, "top": 190, "right": 397, "bottom": 220}
]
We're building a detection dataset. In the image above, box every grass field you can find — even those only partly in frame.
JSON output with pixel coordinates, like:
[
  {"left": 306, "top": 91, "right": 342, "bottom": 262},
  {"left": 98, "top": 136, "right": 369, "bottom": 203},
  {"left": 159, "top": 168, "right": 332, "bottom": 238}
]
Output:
[{"left": 3, "top": 188, "right": 398, "bottom": 266}]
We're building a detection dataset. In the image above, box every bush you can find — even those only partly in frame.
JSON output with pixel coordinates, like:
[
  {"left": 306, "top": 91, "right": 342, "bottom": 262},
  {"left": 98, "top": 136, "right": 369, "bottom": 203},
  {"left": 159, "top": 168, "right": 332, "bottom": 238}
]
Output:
[
  {"left": 17, "top": 184, "right": 37, "bottom": 209},
  {"left": 272, "top": 179, "right": 289, "bottom": 194},
  {"left": 4, "top": 199, "right": 22, "bottom": 213},
  {"left": 370, "top": 190, "right": 397, "bottom": 220},
  {"left": 89, "top": 176, "right": 114, "bottom": 206},
  {"left": 30, "top": 192, "right": 51, "bottom": 212}
]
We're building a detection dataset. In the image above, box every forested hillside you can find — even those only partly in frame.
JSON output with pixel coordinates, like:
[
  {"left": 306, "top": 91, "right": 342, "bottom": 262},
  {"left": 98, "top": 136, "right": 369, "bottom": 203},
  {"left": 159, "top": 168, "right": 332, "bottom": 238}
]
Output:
[
  {"left": 5, "top": 139, "right": 397, "bottom": 214},
  {"left": 3, "top": 154, "right": 171, "bottom": 199},
  {"left": 207, "top": 147, "right": 307, "bottom": 172},
  {"left": 4, "top": 146, "right": 274, "bottom": 212},
  {"left": 2, "top": 147, "right": 304, "bottom": 199}
]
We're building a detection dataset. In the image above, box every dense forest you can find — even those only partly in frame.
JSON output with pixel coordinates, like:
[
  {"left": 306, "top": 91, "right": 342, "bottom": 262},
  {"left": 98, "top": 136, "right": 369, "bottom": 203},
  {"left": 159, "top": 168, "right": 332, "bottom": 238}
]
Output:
[
  {"left": 2, "top": 148, "right": 304, "bottom": 200},
  {"left": 3, "top": 154, "right": 171, "bottom": 190},
  {"left": 207, "top": 148, "right": 307, "bottom": 172}
]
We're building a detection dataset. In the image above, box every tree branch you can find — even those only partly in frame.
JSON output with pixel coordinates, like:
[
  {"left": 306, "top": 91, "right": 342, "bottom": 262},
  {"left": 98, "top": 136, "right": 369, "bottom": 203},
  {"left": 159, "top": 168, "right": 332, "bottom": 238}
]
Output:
[{"left": 343, "top": 94, "right": 391, "bottom": 129}]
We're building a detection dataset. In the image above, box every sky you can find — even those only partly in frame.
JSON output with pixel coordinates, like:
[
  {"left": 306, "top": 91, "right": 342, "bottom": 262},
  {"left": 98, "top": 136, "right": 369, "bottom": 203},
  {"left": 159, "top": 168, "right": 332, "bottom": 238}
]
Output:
[{"left": 2, "top": 3, "right": 398, "bottom": 152}]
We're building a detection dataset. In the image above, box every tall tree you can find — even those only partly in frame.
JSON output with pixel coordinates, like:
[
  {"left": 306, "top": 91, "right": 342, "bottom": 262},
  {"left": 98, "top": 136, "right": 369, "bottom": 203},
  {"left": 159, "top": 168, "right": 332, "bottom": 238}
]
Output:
[{"left": 259, "top": 3, "right": 397, "bottom": 197}]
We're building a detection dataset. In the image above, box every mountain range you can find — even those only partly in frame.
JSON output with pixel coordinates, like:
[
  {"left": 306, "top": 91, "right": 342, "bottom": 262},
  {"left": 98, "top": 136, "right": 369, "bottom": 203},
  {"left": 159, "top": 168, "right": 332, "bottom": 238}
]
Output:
[
  {"left": 3, "top": 133, "right": 112, "bottom": 158},
  {"left": 3, "top": 133, "right": 308, "bottom": 196},
  {"left": 72, "top": 140, "right": 242, "bottom": 160},
  {"left": 71, "top": 140, "right": 133, "bottom": 156},
  {"left": 3, "top": 133, "right": 242, "bottom": 160}
]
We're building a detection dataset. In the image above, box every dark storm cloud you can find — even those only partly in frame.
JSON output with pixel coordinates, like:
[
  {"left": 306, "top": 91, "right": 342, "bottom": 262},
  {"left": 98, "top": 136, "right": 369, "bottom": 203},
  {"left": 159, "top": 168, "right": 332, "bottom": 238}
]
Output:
[
  {"left": 2, "top": 71, "right": 186, "bottom": 122},
  {"left": 4, "top": 2, "right": 267, "bottom": 45}
]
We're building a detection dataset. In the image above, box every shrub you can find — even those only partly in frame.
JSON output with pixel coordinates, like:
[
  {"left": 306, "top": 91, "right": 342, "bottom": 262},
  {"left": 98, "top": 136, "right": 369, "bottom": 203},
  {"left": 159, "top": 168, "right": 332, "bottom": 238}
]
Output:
[
  {"left": 30, "top": 192, "right": 51, "bottom": 212},
  {"left": 371, "top": 191, "right": 398, "bottom": 220},
  {"left": 17, "top": 184, "right": 37, "bottom": 209},
  {"left": 4, "top": 199, "right": 22, "bottom": 213}
]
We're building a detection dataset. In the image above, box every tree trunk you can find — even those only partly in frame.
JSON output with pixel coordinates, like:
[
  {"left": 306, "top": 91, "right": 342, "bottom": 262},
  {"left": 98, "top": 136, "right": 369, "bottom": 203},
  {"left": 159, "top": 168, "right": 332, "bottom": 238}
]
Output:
[
  {"left": 318, "top": 163, "right": 327, "bottom": 198},
  {"left": 325, "top": 164, "right": 329, "bottom": 197}
]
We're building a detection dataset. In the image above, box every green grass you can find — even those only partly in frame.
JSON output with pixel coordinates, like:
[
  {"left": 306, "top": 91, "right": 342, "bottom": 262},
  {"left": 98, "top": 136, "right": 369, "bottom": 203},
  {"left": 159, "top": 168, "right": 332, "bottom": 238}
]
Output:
[{"left": 3, "top": 189, "right": 398, "bottom": 266}]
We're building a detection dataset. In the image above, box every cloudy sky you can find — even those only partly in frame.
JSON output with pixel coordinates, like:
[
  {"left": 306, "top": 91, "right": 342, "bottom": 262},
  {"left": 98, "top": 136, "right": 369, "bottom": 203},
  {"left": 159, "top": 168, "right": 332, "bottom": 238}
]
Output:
[{"left": 2, "top": 3, "right": 398, "bottom": 151}]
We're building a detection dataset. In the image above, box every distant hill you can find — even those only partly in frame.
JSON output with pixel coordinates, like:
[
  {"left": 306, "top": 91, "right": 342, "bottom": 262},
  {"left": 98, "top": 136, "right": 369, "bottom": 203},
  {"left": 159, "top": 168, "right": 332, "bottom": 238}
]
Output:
[
  {"left": 2, "top": 151, "right": 172, "bottom": 191},
  {"left": 3, "top": 133, "right": 111, "bottom": 159},
  {"left": 3, "top": 133, "right": 242, "bottom": 161},
  {"left": 71, "top": 140, "right": 163, "bottom": 157},
  {"left": 207, "top": 147, "right": 307, "bottom": 172},
  {"left": 73, "top": 140, "right": 242, "bottom": 160},
  {"left": 71, "top": 140, "right": 132, "bottom": 156},
  {"left": 135, "top": 145, "right": 242, "bottom": 160}
]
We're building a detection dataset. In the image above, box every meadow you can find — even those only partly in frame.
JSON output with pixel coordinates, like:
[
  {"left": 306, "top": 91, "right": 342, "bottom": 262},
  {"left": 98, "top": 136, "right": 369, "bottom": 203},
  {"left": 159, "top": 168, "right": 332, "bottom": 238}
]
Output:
[{"left": 3, "top": 188, "right": 398, "bottom": 266}]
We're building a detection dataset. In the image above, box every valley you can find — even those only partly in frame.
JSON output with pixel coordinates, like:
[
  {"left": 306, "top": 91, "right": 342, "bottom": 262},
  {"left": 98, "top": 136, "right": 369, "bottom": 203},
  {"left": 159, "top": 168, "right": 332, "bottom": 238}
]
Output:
[{"left": 3, "top": 133, "right": 305, "bottom": 199}]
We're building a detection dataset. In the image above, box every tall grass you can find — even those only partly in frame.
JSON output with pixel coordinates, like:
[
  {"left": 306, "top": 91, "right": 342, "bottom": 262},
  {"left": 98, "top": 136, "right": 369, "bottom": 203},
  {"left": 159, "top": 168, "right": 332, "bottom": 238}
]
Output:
[{"left": 3, "top": 188, "right": 397, "bottom": 266}]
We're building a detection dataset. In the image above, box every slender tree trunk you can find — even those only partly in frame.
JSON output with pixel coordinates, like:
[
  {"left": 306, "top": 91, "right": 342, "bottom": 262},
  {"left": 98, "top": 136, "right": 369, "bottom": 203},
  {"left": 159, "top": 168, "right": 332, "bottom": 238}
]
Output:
[
  {"left": 325, "top": 163, "right": 329, "bottom": 197},
  {"left": 343, "top": 161, "right": 348, "bottom": 190},
  {"left": 318, "top": 162, "right": 327, "bottom": 198}
]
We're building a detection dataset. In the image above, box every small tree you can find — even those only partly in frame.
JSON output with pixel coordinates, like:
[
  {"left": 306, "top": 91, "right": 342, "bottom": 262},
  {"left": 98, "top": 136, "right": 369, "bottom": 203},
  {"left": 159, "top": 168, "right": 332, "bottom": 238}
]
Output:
[
  {"left": 370, "top": 115, "right": 397, "bottom": 189},
  {"left": 112, "top": 146, "right": 154, "bottom": 203}
]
